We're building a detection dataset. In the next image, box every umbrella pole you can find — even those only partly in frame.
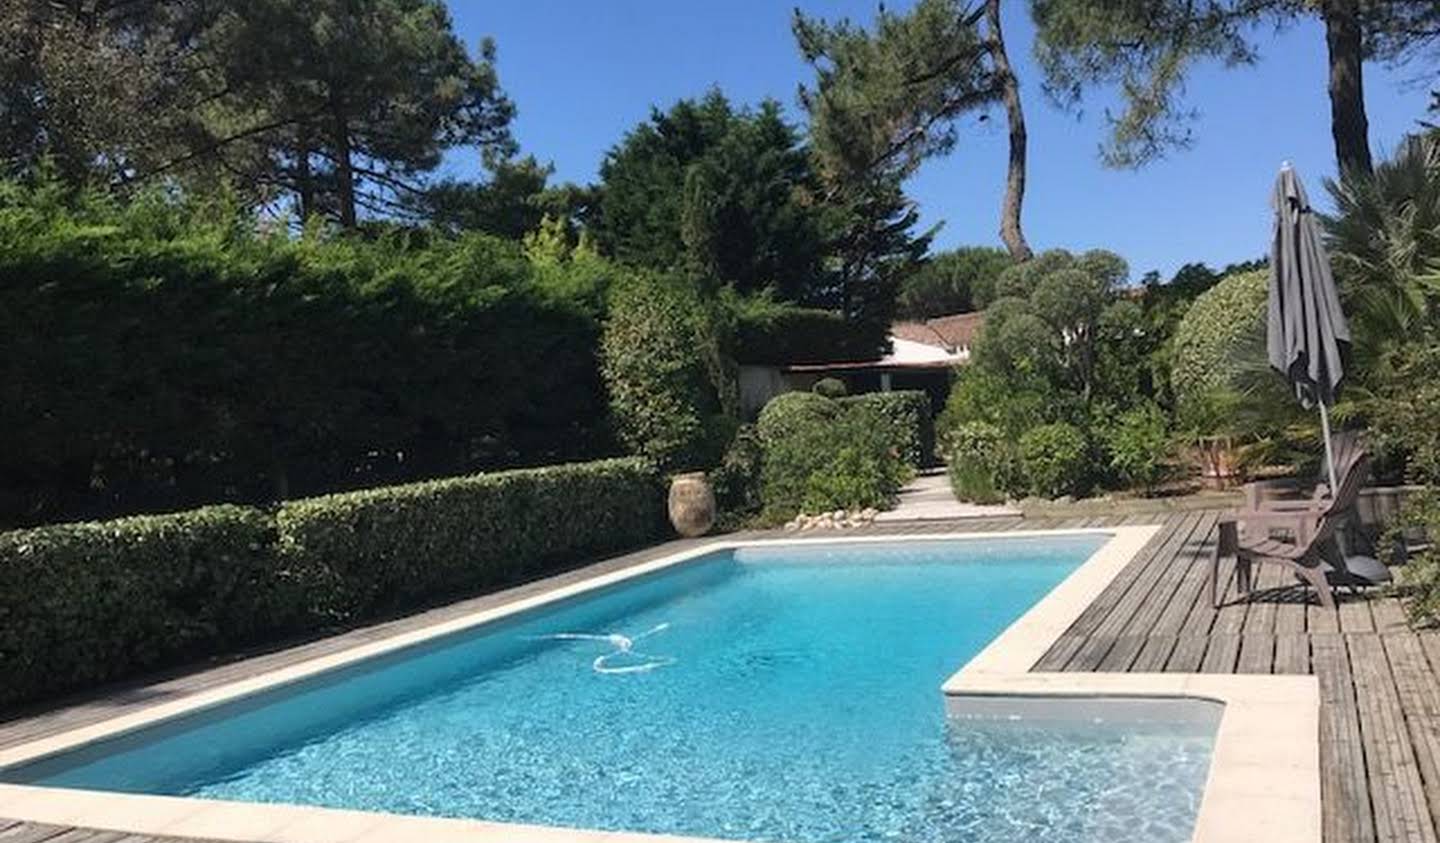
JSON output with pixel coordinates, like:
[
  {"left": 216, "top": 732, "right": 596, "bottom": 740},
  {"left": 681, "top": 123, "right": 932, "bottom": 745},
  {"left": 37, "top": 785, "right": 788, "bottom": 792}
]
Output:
[{"left": 1319, "top": 400, "right": 1339, "bottom": 495}]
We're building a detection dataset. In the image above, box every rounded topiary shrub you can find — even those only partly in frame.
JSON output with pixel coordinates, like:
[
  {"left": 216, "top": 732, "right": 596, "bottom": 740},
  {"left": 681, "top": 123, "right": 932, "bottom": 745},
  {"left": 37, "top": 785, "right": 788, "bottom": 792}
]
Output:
[
  {"left": 811, "top": 377, "right": 848, "bottom": 399},
  {"left": 1171, "top": 269, "right": 1268, "bottom": 407},
  {"left": 756, "top": 391, "right": 841, "bottom": 445},
  {"left": 1019, "top": 422, "right": 1089, "bottom": 499}
]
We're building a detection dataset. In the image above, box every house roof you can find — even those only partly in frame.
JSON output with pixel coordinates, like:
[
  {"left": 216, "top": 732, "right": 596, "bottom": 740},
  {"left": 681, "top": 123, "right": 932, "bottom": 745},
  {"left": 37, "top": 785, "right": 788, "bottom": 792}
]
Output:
[
  {"left": 782, "top": 311, "right": 984, "bottom": 372},
  {"left": 891, "top": 311, "right": 985, "bottom": 352}
]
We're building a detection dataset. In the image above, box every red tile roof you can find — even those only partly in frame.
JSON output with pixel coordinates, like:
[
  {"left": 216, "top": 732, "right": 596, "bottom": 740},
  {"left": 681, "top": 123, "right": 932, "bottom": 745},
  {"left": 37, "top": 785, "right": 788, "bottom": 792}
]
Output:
[{"left": 891, "top": 311, "right": 985, "bottom": 351}]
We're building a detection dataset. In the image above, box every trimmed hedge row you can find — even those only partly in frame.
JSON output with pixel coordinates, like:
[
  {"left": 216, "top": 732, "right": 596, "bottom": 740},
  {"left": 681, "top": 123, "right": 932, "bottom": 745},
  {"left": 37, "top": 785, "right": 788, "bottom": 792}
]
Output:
[
  {"left": 0, "top": 458, "right": 666, "bottom": 707},
  {"left": 840, "top": 391, "right": 936, "bottom": 468},
  {"left": 279, "top": 458, "right": 666, "bottom": 620}
]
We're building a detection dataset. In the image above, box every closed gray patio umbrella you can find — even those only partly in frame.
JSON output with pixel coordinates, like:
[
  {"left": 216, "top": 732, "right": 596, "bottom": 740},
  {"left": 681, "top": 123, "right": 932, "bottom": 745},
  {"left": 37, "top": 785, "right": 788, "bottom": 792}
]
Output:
[{"left": 1267, "top": 163, "right": 1351, "bottom": 493}]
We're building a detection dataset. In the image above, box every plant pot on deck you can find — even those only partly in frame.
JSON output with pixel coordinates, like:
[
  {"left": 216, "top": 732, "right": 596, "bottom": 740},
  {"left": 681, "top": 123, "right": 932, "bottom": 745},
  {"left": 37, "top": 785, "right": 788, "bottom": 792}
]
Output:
[{"left": 668, "top": 472, "right": 716, "bottom": 537}]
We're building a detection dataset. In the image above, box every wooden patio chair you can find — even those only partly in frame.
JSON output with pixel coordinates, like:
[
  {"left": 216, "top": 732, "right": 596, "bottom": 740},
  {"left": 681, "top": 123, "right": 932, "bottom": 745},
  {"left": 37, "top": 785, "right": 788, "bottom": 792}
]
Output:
[{"left": 1212, "top": 450, "right": 1373, "bottom": 610}]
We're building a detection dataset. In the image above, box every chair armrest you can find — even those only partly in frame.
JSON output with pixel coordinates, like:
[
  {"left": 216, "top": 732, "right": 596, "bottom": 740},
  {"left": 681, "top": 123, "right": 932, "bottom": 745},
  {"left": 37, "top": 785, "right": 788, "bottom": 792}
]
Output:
[{"left": 1243, "top": 478, "right": 1308, "bottom": 508}]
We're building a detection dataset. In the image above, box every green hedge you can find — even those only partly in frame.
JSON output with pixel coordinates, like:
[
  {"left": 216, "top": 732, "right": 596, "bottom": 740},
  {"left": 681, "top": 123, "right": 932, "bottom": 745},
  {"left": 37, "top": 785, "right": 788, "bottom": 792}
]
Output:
[
  {"left": 278, "top": 458, "right": 666, "bottom": 619},
  {"left": 0, "top": 458, "right": 666, "bottom": 707},
  {"left": 1171, "top": 269, "right": 1269, "bottom": 407},
  {"left": 0, "top": 505, "right": 295, "bottom": 705},
  {"left": 840, "top": 391, "right": 936, "bottom": 468},
  {"left": 0, "top": 181, "right": 618, "bottom": 528},
  {"left": 729, "top": 297, "right": 888, "bottom": 365}
]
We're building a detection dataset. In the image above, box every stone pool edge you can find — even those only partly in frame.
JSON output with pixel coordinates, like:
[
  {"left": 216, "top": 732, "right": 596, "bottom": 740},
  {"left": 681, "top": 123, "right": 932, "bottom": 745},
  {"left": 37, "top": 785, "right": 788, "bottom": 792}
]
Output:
[{"left": 0, "top": 526, "right": 1319, "bottom": 843}]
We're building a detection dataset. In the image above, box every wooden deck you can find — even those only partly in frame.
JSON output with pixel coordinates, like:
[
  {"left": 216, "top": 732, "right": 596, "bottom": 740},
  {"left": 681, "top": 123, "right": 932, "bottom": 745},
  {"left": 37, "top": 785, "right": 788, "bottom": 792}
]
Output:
[{"left": 1, "top": 512, "right": 1436, "bottom": 843}]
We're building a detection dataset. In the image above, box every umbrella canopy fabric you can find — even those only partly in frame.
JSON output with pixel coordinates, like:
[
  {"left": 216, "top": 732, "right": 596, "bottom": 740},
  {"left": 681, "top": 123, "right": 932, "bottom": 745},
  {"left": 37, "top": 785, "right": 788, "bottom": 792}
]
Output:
[{"left": 1267, "top": 165, "right": 1351, "bottom": 408}]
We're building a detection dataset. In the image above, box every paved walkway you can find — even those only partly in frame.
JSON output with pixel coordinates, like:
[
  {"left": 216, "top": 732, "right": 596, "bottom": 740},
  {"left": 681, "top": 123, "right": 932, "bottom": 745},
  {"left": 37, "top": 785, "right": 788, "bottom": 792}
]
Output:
[{"left": 874, "top": 469, "right": 1021, "bottom": 522}]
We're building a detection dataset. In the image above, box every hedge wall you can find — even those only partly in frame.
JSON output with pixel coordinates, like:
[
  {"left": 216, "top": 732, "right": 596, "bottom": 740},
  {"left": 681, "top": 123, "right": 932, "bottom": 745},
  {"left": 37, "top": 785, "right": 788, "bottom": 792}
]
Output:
[
  {"left": 840, "top": 391, "right": 936, "bottom": 468},
  {"left": 277, "top": 458, "right": 667, "bottom": 620},
  {"left": 0, "top": 505, "right": 294, "bottom": 705},
  {"left": 0, "top": 458, "right": 666, "bottom": 707},
  {"left": 0, "top": 184, "right": 617, "bottom": 528}
]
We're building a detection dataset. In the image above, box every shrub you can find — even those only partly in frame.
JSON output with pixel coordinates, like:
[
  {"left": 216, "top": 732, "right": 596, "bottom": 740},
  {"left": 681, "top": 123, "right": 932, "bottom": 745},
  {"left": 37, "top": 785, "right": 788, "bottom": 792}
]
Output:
[
  {"left": 944, "top": 421, "right": 1018, "bottom": 503},
  {"left": 760, "top": 403, "right": 908, "bottom": 520},
  {"left": 726, "top": 292, "right": 888, "bottom": 364},
  {"left": 601, "top": 275, "right": 735, "bottom": 470},
  {"left": 0, "top": 505, "right": 294, "bottom": 706},
  {"left": 711, "top": 425, "right": 765, "bottom": 527},
  {"left": 0, "top": 457, "right": 668, "bottom": 708},
  {"left": 0, "top": 182, "right": 616, "bottom": 527},
  {"left": 811, "top": 377, "right": 848, "bottom": 399},
  {"left": 277, "top": 458, "right": 666, "bottom": 620},
  {"left": 1103, "top": 403, "right": 1173, "bottom": 495},
  {"left": 1019, "top": 423, "right": 1090, "bottom": 499},
  {"left": 839, "top": 391, "right": 935, "bottom": 468},
  {"left": 1387, "top": 487, "right": 1440, "bottom": 624},
  {"left": 1171, "top": 269, "right": 1269, "bottom": 409},
  {"left": 756, "top": 391, "right": 841, "bottom": 444}
]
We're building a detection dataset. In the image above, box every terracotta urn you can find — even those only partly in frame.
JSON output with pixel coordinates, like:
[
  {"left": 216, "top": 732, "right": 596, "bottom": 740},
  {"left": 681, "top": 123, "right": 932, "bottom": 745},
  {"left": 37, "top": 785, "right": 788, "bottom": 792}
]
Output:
[{"left": 668, "top": 472, "right": 716, "bottom": 537}]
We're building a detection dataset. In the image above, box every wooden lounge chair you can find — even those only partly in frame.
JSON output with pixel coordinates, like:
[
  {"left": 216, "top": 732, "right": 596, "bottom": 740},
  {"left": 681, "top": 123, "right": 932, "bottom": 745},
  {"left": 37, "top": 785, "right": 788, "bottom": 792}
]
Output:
[
  {"left": 1241, "top": 430, "right": 1365, "bottom": 511},
  {"left": 1212, "top": 450, "right": 1373, "bottom": 610}
]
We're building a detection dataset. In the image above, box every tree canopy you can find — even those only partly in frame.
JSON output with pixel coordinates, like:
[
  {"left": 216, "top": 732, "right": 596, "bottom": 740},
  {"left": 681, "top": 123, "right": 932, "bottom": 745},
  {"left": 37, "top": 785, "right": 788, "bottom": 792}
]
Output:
[
  {"left": 1031, "top": 0, "right": 1440, "bottom": 175},
  {"left": 0, "top": 0, "right": 516, "bottom": 228},
  {"left": 592, "top": 91, "right": 829, "bottom": 303}
]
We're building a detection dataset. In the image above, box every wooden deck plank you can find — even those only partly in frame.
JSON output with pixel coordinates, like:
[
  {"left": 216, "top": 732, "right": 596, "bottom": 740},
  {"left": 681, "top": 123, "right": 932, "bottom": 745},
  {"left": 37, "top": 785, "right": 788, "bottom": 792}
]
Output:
[
  {"left": 1060, "top": 513, "right": 1204, "bottom": 669},
  {"left": 1373, "top": 600, "right": 1411, "bottom": 634},
  {"left": 1164, "top": 636, "right": 1210, "bottom": 672},
  {"left": 1130, "top": 635, "right": 1177, "bottom": 672},
  {"left": 1383, "top": 633, "right": 1440, "bottom": 837},
  {"left": 1199, "top": 633, "right": 1241, "bottom": 673},
  {"left": 1150, "top": 518, "right": 1223, "bottom": 637},
  {"left": 1096, "top": 633, "right": 1148, "bottom": 672},
  {"left": 1274, "top": 633, "right": 1312, "bottom": 675},
  {"left": 1341, "top": 598, "right": 1377, "bottom": 634},
  {"left": 1313, "top": 633, "right": 1377, "bottom": 843},
  {"left": 0, "top": 824, "right": 74, "bottom": 843},
  {"left": 1236, "top": 635, "right": 1276, "bottom": 674},
  {"left": 1117, "top": 510, "right": 1219, "bottom": 638},
  {"left": 1348, "top": 634, "right": 1436, "bottom": 843}
]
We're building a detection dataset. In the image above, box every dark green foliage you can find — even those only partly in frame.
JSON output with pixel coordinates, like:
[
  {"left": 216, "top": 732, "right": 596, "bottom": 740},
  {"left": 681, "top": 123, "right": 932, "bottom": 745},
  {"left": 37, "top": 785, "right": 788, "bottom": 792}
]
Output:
[
  {"left": 839, "top": 391, "right": 935, "bottom": 468},
  {"left": 944, "top": 421, "right": 1017, "bottom": 504},
  {"left": 0, "top": 182, "right": 616, "bottom": 527},
  {"left": 756, "top": 392, "right": 843, "bottom": 445},
  {"left": 727, "top": 292, "right": 889, "bottom": 364},
  {"left": 760, "top": 402, "right": 909, "bottom": 520},
  {"left": 711, "top": 425, "right": 766, "bottom": 528},
  {"left": 1030, "top": 0, "right": 1440, "bottom": 174},
  {"left": 277, "top": 458, "right": 665, "bottom": 620},
  {"left": 938, "top": 367, "right": 1056, "bottom": 444},
  {"left": 0, "top": 457, "right": 666, "bottom": 707},
  {"left": 1170, "top": 269, "right": 1269, "bottom": 411},
  {"left": 1019, "top": 422, "right": 1090, "bottom": 499},
  {"left": 900, "top": 247, "right": 1011, "bottom": 318},
  {"left": 812, "top": 378, "right": 849, "bottom": 399},
  {"left": 1388, "top": 487, "right": 1440, "bottom": 624},
  {"left": 1369, "top": 344, "right": 1440, "bottom": 484},
  {"left": 593, "top": 91, "right": 828, "bottom": 302},
  {"left": 0, "top": 505, "right": 293, "bottom": 706},
  {"left": 1102, "top": 402, "right": 1173, "bottom": 495},
  {"left": 601, "top": 274, "right": 736, "bottom": 471}
]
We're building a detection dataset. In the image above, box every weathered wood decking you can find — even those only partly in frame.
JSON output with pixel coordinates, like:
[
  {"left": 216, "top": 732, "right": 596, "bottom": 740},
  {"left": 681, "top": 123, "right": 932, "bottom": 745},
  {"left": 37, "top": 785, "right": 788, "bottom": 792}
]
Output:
[{"left": 1, "top": 512, "right": 1436, "bottom": 843}]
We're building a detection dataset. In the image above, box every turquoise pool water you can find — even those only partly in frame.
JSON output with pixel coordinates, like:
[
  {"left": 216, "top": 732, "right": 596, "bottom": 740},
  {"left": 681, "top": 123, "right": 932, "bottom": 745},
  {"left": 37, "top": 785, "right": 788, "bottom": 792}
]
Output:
[{"left": 4, "top": 536, "right": 1218, "bottom": 843}]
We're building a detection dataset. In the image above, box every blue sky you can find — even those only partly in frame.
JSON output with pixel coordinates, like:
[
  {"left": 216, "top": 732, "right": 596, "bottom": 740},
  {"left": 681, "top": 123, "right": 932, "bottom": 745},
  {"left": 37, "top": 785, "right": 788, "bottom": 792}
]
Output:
[{"left": 443, "top": 1, "right": 1433, "bottom": 281}]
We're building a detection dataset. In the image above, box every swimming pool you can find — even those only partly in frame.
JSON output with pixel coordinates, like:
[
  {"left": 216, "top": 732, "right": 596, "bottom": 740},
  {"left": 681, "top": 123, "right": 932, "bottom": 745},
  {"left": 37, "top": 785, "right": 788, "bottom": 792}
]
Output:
[{"left": 1, "top": 533, "right": 1221, "bottom": 843}]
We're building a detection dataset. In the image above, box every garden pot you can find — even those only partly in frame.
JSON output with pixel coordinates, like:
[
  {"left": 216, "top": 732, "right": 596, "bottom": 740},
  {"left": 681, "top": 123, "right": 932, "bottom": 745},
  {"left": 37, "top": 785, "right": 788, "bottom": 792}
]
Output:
[{"left": 668, "top": 472, "right": 716, "bottom": 537}]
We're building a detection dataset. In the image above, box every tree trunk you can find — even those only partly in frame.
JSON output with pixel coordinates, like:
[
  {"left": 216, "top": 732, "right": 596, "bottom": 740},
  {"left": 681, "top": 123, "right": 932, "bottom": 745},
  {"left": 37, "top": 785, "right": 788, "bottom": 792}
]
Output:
[
  {"left": 984, "top": 0, "right": 1032, "bottom": 262},
  {"left": 331, "top": 101, "right": 357, "bottom": 228},
  {"left": 1321, "top": 0, "right": 1373, "bottom": 176},
  {"left": 296, "top": 123, "right": 315, "bottom": 221}
]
